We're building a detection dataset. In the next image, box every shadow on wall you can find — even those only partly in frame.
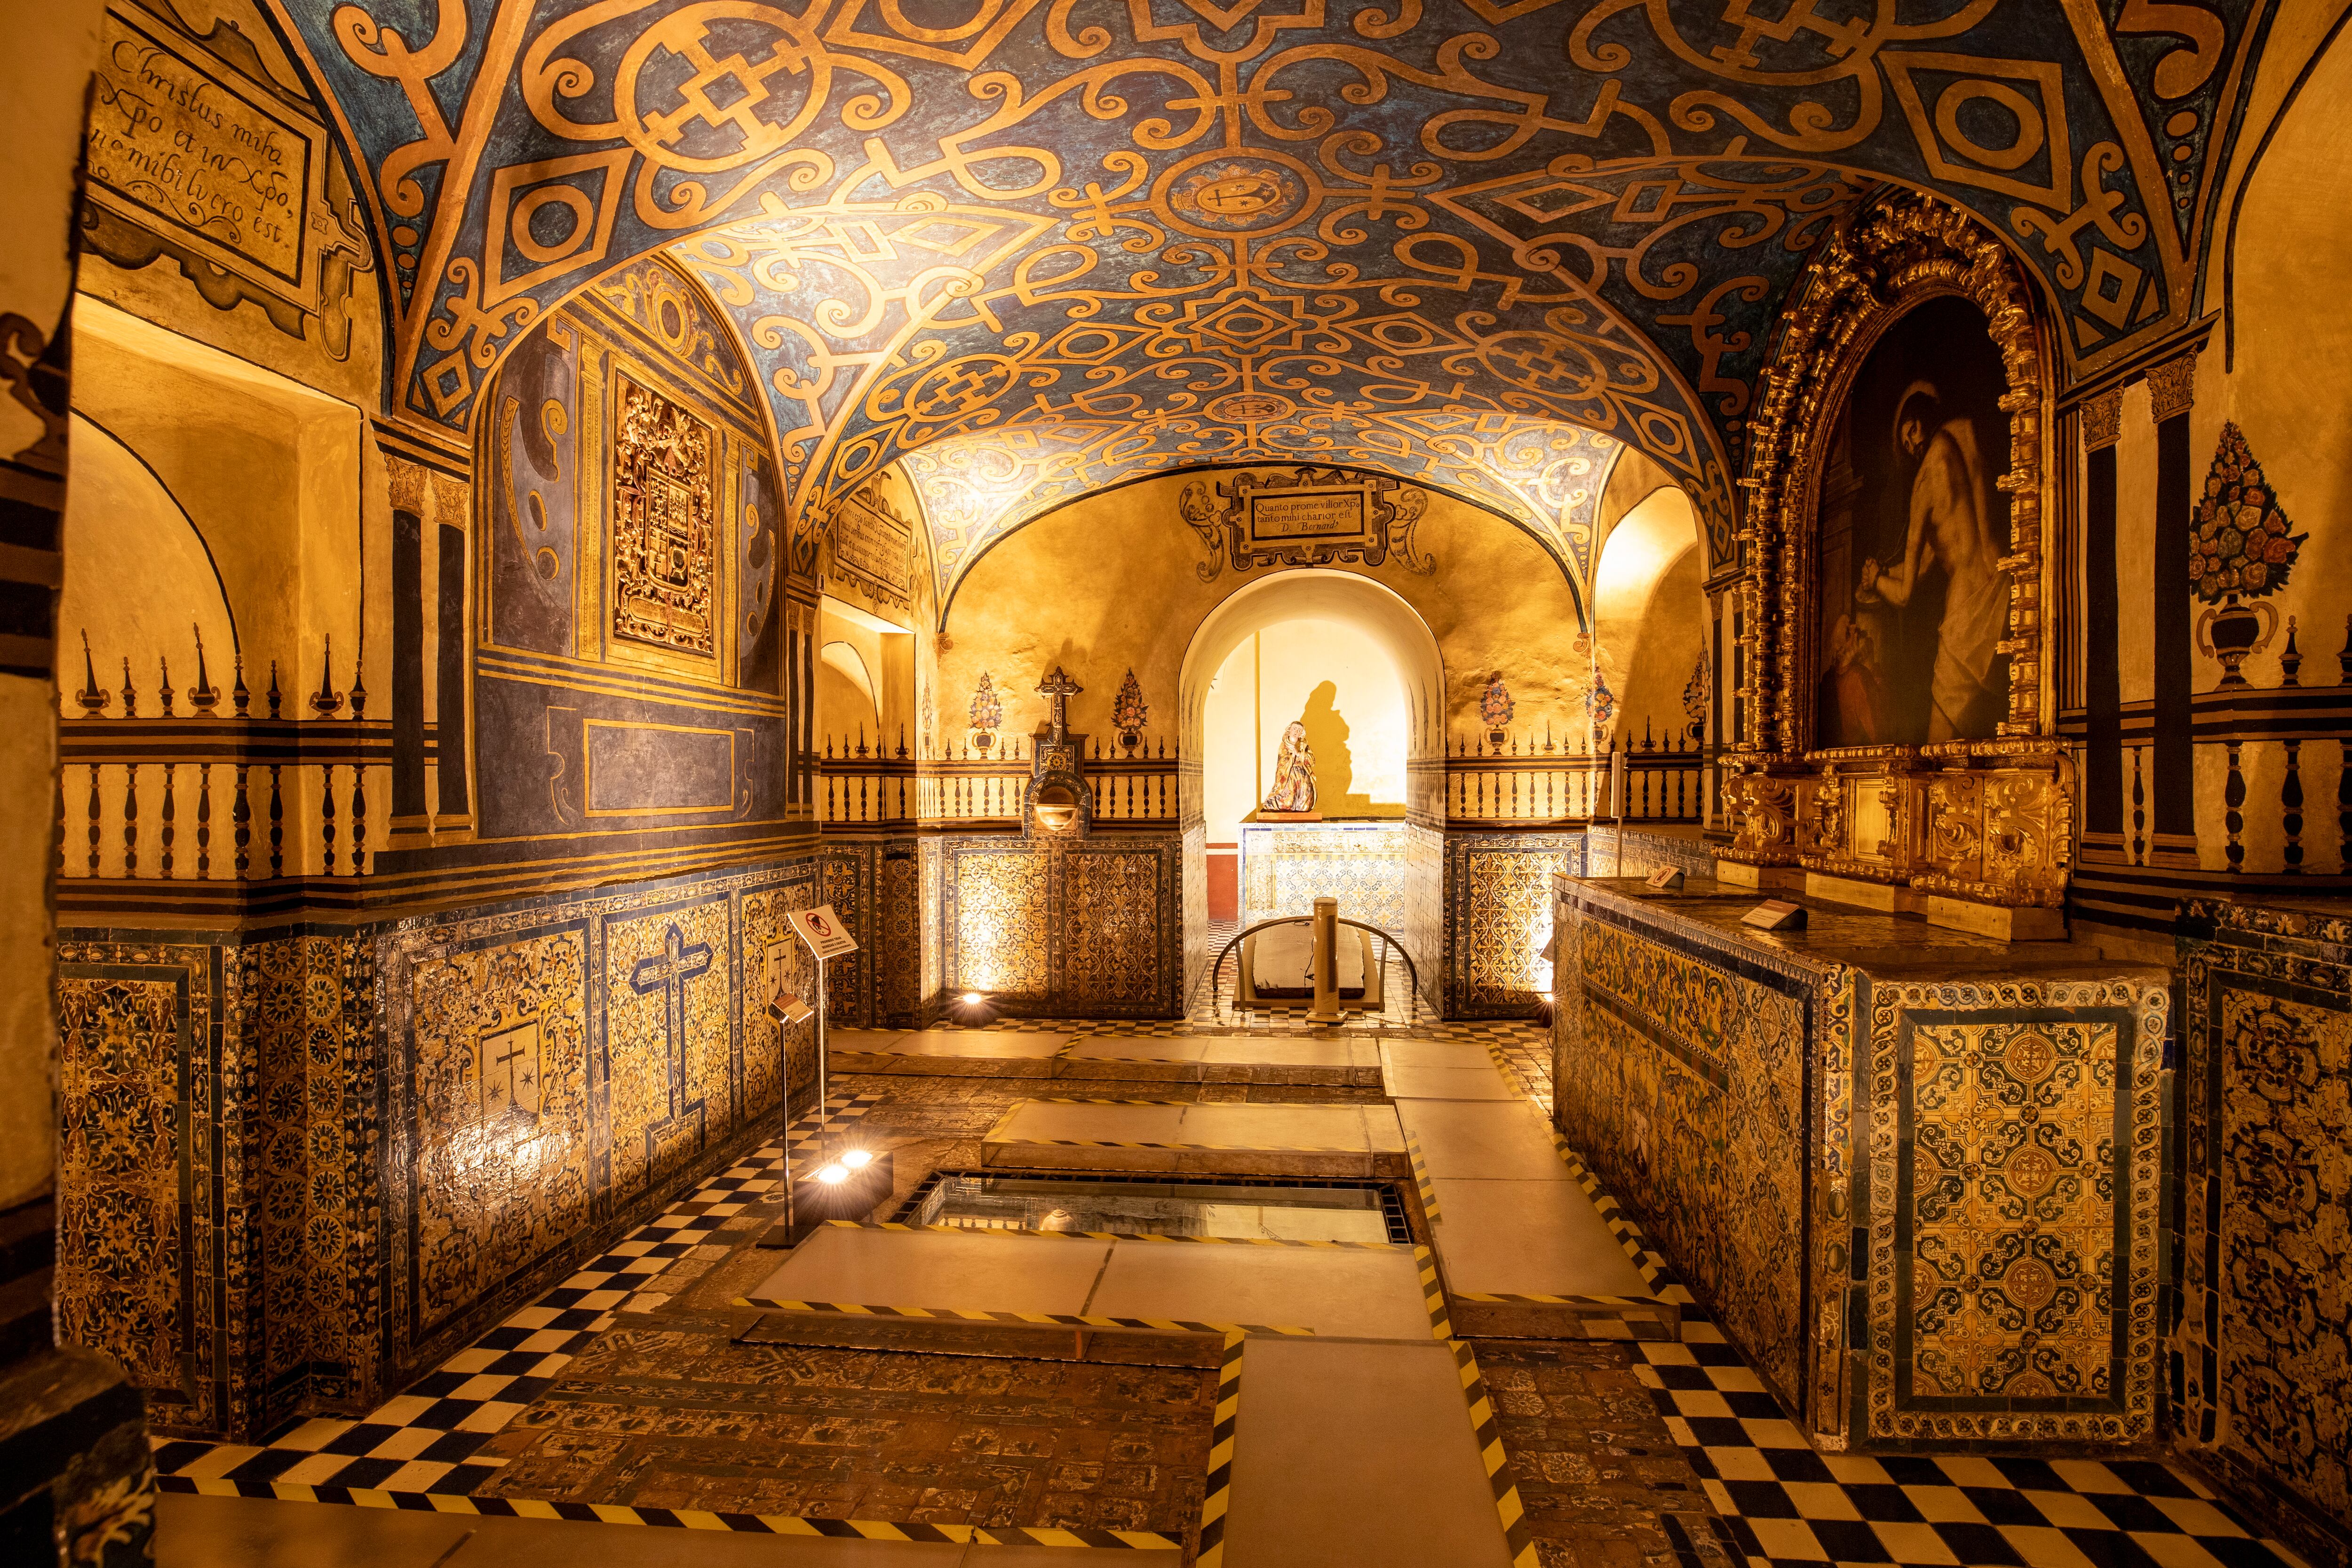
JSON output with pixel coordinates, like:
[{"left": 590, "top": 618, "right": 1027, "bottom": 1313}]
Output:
[{"left": 1295, "top": 679, "right": 1409, "bottom": 816}]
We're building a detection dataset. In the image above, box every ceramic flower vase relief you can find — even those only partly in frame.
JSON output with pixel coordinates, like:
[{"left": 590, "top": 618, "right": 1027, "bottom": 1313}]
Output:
[{"left": 2189, "top": 423, "right": 2303, "bottom": 688}]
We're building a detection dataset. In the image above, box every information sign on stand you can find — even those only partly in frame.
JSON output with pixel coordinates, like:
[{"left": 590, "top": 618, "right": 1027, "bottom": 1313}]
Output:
[
  {"left": 1644, "top": 867, "right": 1686, "bottom": 891},
  {"left": 788, "top": 905, "right": 860, "bottom": 961},
  {"left": 771, "top": 905, "right": 864, "bottom": 1247},
  {"left": 1740, "top": 900, "right": 1807, "bottom": 932}
]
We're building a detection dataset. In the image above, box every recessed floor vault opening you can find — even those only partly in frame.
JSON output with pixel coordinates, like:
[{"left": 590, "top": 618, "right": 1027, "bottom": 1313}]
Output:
[{"left": 896, "top": 1168, "right": 1413, "bottom": 1244}]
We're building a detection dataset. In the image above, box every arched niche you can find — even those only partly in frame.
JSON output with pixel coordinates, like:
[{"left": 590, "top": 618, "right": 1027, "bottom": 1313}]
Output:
[
  {"left": 60, "top": 413, "right": 238, "bottom": 707},
  {"left": 1591, "top": 486, "right": 1706, "bottom": 752}
]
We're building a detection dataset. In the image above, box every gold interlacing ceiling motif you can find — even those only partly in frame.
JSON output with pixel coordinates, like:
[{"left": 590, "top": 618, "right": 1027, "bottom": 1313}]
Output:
[{"left": 283, "top": 0, "right": 2272, "bottom": 594}]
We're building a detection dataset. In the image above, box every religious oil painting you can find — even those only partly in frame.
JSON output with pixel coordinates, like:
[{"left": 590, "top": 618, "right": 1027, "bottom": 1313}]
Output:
[{"left": 1814, "top": 295, "right": 2013, "bottom": 748}]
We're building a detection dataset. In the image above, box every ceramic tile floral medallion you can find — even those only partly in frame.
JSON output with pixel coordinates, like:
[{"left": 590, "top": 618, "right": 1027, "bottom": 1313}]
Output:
[{"left": 1867, "top": 979, "right": 2164, "bottom": 1443}]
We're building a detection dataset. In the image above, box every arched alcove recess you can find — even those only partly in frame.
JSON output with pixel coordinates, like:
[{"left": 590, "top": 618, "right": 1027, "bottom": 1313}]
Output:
[
  {"left": 1174, "top": 570, "right": 1446, "bottom": 1007},
  {"left": 1591, "top": 487, "right": 1707, "bottom": 754},
  {"left": 819, "top": 640, "right": 881, "bottom": 745}
]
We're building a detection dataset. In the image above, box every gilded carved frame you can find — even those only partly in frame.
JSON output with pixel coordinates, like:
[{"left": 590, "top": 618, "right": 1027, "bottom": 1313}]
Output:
[{"left": 1722, "top": 193, "right": 2070, "bottom": 911}]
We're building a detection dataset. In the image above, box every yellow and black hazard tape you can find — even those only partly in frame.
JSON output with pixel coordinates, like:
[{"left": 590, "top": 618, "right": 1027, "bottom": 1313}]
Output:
[
  {"left": 1037, "top": 1095, "right": 1196, "bottom": 1105},
  {"left": 823, "top": 1219, "right": 1402, "bottom": 1249},
  {"left": 1544, "top": 1134, "right": 1693, "bottom": 1307},
  {"left": 154, "top": 1475, "right": 1178, "bottom": 1548},
  {"left": 738, "top": 1296, "right": 1315, "bottom": 1336},
  {"left": 1447, "top": 1335, "right": 1539, "bottom": 1568},
  {"left": 1450, "top": 1289, "right": 1678, "bottom": 1340},
  {"left": 1415, "top": 1244, "right": 1453, "bottom": 1340},
  {"left": 1412, "top": 1245, "right": 1537, "bottom": 1565},
  {"left": 1196, "top": 1328, "right": 1245, "bottom": 1568},
  {"left": 993, "top": 1136, "right": 1366, "bottom": 1153},
  {"left": 1406, "top": 1132, "right": 1440, "bottom": 1223},
  {"left": 1480, "top": 1040, "right": 1539, "bottom": 1102}
]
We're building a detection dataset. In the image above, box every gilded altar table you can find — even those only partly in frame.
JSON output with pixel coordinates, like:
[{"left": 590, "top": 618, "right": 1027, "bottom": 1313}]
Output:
[{"left": 1551, "top": 874, "right": 2169, "bottom": 1450}]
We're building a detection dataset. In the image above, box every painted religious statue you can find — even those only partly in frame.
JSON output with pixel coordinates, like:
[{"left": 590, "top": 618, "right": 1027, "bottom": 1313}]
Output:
[{"left": 1260, "top": 721, "right": 1318, "bottom": 815}]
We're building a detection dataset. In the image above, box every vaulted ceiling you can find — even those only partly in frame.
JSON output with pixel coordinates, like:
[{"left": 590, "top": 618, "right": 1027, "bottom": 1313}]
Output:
[{"left": 287, "top": 0, "right": 2271, "bottom": 578}]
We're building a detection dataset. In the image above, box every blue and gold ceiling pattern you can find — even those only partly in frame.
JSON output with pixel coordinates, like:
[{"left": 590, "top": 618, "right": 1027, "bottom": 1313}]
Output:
[{"left": 285, "top": 0, "right": 2272, "bottom": 583}]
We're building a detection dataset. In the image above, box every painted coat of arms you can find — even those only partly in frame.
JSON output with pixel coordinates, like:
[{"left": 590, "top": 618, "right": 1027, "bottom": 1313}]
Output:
[{"left": 612, "top": 373, "right": 715, "bottom": 655}]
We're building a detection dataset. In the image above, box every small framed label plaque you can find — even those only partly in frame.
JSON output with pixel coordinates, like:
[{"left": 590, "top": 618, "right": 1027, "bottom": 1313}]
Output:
[
  {"left": 1740, "top": 900, "right": 1807, "bottom": 932},
  {"left": 1644, "top": 867, "right": 1685, "bottom": 891}
]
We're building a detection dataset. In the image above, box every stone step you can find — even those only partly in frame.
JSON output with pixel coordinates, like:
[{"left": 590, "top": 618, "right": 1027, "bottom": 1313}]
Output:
[
  {"left": 741, "top": 1223, "right": 1435, "bottom": 1340},
  {"left": 826, "top": 1027, "right": 1382, "bottom": 1086},
  {"left": 1388, "top": 1058, "right": 1680, "bottom": 1342},
  {"left": 979, "top": 1099, "right": 1408, "bottom": 1178}
]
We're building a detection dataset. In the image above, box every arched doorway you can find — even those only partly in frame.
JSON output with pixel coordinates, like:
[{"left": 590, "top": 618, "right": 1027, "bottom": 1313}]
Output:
[{"left": 1176, "top": 570, "right": 1445, "bottom": 1006}]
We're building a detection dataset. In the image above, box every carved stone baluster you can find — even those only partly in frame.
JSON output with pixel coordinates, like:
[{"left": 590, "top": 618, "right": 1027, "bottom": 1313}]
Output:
[
  {"left": 2223, "top": 740, "right": 2246, "bottom": 873},
  {"left": 2130, "top": 747, "right": 2146, "bottom": 864},
  {"left": 269, "top": 764, "right": 284, "bottom": 878},
  {"left": 196, "top": 776, "right": 212, "bottom": 881},
  {"left": 86, "top": 765, "right": 100, "bottom": 877},
  {"left": 321, "top": 763, "right": 337, "bottom": 876},
  {"left": 350, "top": 764, "right": 367, "bottom": 876},
  {"left": 233, "top": 762, "right": 250, "bottom": 878},
  {"left": 123, "top": 763, "right": 138, "bottom": 878},
  {"left": 2284, "top": 742, "right": 2305, "bottom": 874},
  {"left": 160, "top": 763, "right": 175, "bottom": 878},
  {"left": 2282, "top": 617, "right": 2303, "bottom": 873}
]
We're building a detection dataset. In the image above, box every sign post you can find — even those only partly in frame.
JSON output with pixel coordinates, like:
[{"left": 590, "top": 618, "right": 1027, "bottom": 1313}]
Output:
[{"left": 787, "top": 904, "right": 859, "bottom": 1157}]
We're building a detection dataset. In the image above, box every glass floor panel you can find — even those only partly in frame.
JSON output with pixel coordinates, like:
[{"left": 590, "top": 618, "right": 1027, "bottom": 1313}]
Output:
[{"left": 898, "top": 1171, "right": 1406, "bottom": 1244}]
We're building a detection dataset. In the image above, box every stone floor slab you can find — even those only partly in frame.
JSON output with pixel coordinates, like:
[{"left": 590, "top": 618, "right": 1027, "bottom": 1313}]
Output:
[
  {"left": 1397, "top": 1098, "right": 1573, "bottom": 1181},
  {"left": 1430, "top": 1176, "right": 1653, "bottom": 1298},
  {"left": 1222, "top": 1339, "right": 1513, "bottom": 1568},
  {"left": 1089, "top": 1240, "right": 1431, "bottom": 1340},
  {"left": 1381, "top": 1062, "right": 1520, "bottom": 1101},
  {"left": 745, "top": 1224, "right": 1109, "bottom": 1316}
]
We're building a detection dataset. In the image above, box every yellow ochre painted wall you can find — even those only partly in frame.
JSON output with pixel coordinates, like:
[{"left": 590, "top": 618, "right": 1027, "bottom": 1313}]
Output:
[{"left": 928, "top": 467, "right": 1591, "bottom": 763}]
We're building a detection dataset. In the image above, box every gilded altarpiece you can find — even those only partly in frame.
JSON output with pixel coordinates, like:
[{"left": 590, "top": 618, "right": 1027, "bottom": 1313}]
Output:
[
  {"left": 2178, "top": 901, "right": 2352, "bottom": 1562},
  {"left": 1720, "top": 193, "right": 2071, "bottom": 924}
]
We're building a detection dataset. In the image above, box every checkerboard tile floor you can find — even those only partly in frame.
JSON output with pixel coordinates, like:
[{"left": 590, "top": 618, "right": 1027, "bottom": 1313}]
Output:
[
  {"left": 149, "top": 1094, "right": 878, "bottom": 1498},
  {"left": 1639, "top": 1322, "right": 2307, "bottom": 1568}
]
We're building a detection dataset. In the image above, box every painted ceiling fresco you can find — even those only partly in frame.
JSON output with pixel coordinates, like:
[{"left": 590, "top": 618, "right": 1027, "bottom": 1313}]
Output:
[{"left": 285, "top": 0, "right": 2272, "bottom": 586}]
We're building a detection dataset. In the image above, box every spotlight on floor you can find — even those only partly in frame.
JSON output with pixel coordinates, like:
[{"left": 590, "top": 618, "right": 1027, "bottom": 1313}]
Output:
[
  {"left": 949, "top": 990, "right": 998, "bottom": 1026},
  {"left": 766, "top": 1143, "right": 898, "bottom": 1249},
  {"left": 1534, "top": 994, "right": 1557, "bottom": 1026}
]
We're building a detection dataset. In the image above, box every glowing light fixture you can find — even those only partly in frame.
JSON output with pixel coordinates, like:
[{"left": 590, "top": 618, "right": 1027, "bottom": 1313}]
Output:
[
  {"left": 840, "top": 1148, "right": 874, "bottom": 1170},
  {"left": 962, "top": 992, "right": 983, "bottom": 1006},
  {"left": 815, "top": 1163, "right": 849, "bottom": 1185}
]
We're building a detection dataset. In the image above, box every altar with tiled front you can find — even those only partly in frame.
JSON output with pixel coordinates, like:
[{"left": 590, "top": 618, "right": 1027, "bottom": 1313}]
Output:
[{"left": 1551, "top": 874, "right": 2169, "bottom": 1452}]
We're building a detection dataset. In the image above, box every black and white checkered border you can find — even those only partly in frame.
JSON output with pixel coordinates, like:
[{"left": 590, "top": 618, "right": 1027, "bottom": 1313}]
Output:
[{"left": 151, "top": 1095, "right": 879, "bottom": 1500}]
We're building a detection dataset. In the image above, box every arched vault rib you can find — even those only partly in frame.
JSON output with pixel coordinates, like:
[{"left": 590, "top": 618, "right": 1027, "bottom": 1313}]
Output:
[
  {"left": 280, "top": 0, "right": 2271, "bottom": 534},
  {"left": 902, "top": 421, "right": 1621, "bottom": 621}
]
